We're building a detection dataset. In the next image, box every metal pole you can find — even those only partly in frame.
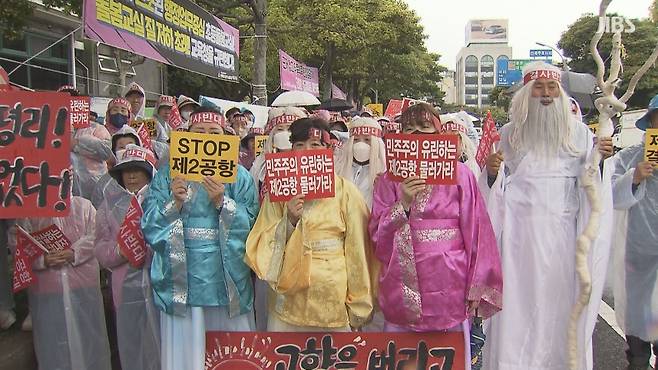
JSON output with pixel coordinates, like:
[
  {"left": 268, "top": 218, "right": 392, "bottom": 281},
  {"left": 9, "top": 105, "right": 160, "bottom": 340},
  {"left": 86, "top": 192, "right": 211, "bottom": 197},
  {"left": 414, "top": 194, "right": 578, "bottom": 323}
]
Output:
[
  {"left": 69, "top": 32, "right": 77, "bottom": 88},
  {"left": 536, "top": 42, "right": 569, "bottom": 71}
]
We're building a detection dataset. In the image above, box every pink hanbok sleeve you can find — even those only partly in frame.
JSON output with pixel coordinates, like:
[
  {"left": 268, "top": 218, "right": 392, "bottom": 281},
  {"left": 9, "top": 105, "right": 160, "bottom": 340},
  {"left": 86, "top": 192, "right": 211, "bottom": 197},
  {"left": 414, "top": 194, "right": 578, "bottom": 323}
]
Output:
[
  {"left": 369, "top": 174, "right": 407, "bottom": 266},
  {"left": 459, "top": 169, "right": 503, "bottom": 319}
]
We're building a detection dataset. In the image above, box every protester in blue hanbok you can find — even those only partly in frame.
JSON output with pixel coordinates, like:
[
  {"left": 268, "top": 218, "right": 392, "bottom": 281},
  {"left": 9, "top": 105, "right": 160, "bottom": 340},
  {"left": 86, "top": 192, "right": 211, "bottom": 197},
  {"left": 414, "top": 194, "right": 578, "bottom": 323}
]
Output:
[{"left": 142, "top": 106, "right": 259, "bottom": 370}]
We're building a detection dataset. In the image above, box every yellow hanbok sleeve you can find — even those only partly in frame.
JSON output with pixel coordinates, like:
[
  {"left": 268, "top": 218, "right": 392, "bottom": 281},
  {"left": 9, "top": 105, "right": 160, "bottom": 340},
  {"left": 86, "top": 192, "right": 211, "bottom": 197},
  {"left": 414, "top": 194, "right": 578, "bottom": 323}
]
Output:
[
  {"left": 244, "top": 195, "right": 310, "bottom": 294},
  {"left": 341, "top": 180, "right": 375, "bottom": 328}
]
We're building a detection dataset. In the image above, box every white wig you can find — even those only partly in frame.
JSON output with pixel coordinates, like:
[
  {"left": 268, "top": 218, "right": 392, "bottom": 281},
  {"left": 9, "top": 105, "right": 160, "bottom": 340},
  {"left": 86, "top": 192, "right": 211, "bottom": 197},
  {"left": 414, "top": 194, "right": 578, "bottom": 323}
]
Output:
[
  {"left": 508, "top": 79, "right": 581, "bottom": 159},
  {"left": 337, "top": 117, "right": 387, "bottom": 186}
]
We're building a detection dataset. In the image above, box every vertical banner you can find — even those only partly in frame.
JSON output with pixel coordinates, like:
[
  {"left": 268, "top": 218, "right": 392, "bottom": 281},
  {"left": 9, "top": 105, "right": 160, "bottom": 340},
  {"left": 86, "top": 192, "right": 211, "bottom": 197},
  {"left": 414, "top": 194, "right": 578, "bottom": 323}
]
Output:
[
  {"left": 83, "top": 0, "right": 240, "bottom": 81},
  {"left": 279, "top": 50, "right": 320, "bottom": 97},
  {"left": 645, "top": 128, "right": 658, "bottom": 165},
  {"left": 117, "top": 197, "right": 147, "bottom": 268},
  {"left": 137, "top": 123, "right": 154, "bottom": 151},
  {"left": 264, "top": 149, "right": 335, "bottom": 202},
  {"left": 475, "top": 112, "right": 501, "bottom": 169},
  {"left": 205, "top": 331, "right": 465, "bottom": 370},
  {"left": 384, "top": 99, "right": 403, "bottom": 118},
  {"left": 0, "top": 91, "right": 72, "bottom": 218},
  {"left": 69, "top": 96, "right": 91, "bottom": 129},
  {"left": 385, "top": 134, "right": 459, "bottom": 185},
  {"left": 169, "top": 131, "right": 240, "bottom": 182}
]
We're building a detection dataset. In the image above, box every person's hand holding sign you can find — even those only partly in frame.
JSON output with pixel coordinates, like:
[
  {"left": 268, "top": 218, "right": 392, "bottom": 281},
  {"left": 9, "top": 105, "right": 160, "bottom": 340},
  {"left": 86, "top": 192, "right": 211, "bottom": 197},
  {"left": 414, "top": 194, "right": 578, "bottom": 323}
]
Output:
[
  {"left": 171, "top": 176, "right": 188, "bottom": 211},
  {"left": 287, "top": 195, "right": 305, "bottom": 226},
  {"left": 400, "top": 175, "right": 426, "bottom": 212},
  {"left": 203, "top": 176, "right": 225, "bottom": 209},
  {"left": 486, "top": 151, "right": 504, "bottom": 178},
  {"left": 634, "top": 161, "right": 655, "bottom": 185}
]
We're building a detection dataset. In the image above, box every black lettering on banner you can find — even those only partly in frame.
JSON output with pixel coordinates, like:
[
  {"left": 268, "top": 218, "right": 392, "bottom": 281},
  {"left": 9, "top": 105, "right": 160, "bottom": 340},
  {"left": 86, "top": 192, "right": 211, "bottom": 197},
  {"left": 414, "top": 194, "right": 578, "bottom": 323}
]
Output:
[
  {"left": 0, "top": 103, "right": 67, "bottom": 149},
  {"left": 274, "top": 335, "right": 356, "bottom": 370},
  {"left": 179, "top": 137, "right": 190, "bottom": 154},
  {"left": 0, "top": 158, "right": 71, "bottom": 211},
  {"left": 188, "top": 158, "right": 199, "bottom": 174},
  {"left": 651, "top": 134, "right": 658, "bottom": 146}
]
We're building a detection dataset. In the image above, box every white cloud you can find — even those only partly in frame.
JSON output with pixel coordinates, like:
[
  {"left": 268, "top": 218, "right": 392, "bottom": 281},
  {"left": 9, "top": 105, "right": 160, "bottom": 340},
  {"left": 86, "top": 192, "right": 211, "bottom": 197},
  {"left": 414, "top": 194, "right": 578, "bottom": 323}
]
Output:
[{"left": 404, "top": 0, "right": 652, "bottom": 70}]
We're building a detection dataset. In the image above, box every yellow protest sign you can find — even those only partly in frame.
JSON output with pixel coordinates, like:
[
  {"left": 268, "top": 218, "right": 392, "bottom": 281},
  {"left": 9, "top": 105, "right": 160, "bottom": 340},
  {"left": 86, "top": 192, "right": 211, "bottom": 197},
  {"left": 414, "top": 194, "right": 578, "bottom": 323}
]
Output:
[
  {"left": 587, "top": 123, "right": 599, "bottom": 135},
  {"left": 255, "top": 135, "right": 268, "bottom": 157},
  {"left": 645, "top": 128, "right": 658, "bottom": 165},
  {"left": 169, "top": 131, "right": 240, "bottom": 183},
  {"left": 129, "top": 118, "right": 157, "bottom": 137},
  {"left": 366, "top": 104, "right": 384, "bottom": 117}
]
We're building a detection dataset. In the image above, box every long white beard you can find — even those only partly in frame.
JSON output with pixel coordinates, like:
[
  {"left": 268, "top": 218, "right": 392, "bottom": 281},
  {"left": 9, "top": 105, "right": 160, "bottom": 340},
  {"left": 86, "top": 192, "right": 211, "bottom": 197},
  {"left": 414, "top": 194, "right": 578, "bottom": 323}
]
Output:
[{"left": 513, "top": 97, "right": 574, "bottom": 161}]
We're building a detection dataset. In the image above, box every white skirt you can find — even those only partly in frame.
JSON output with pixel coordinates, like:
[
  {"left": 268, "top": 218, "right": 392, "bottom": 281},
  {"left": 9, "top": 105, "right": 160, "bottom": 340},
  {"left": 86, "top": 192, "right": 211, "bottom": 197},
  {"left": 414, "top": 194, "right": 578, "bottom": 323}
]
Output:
[{"left": 160, "top": 306, "right": 254, "bottom": 370}]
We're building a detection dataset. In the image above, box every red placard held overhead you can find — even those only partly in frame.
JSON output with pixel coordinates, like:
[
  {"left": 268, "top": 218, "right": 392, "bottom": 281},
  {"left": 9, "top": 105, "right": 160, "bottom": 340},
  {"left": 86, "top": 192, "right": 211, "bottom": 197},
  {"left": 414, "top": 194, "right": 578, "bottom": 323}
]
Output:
[
  {"left": 385, "top": 134, "right": 459, "bottom": 185},
  {"left": 205, "top": 331, "right": 465, "bottom": 370},
  {"left": 264, "top": 149, "right": 335, "bottom": 202},
  {"left": 384, "top": 99, "right": 403, "bottom": 118},
  {"left": 475, "top": 111, "right": 501, "bottom": 169},
  {"left": 0, "top": 91, "right": 73, "bottom": 218}
]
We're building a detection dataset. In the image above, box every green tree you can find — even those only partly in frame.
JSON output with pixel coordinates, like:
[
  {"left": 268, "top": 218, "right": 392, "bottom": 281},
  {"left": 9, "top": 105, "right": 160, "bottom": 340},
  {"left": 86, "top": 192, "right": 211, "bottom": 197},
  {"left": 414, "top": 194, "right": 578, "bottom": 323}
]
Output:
[
  {"left": 488, "top": 85, "right": 511, "bottom": 111},
  {"left": 558, "top": 14, "right": 658, "bottom": 108}
]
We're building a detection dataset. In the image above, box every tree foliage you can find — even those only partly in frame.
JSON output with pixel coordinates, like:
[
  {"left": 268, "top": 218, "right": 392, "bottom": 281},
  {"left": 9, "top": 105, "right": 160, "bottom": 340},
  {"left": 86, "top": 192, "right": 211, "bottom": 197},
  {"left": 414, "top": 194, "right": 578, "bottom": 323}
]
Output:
[{"left": 558, "top": 13, "right": 658, "bottom": 109}]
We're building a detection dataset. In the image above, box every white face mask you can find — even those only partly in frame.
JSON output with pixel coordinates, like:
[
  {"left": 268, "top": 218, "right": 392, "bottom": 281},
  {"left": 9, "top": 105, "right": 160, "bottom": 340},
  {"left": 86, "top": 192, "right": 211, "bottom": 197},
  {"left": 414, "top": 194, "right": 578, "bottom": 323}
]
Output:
[
  {"left": 181, "top": 111, "right": 191, "bottom": 121},
  {"left": 353, "top": 141, "right": 371, "bottom": 163},
  {"left": 272, "top": 131, "right": 291, "bottom": 151}
]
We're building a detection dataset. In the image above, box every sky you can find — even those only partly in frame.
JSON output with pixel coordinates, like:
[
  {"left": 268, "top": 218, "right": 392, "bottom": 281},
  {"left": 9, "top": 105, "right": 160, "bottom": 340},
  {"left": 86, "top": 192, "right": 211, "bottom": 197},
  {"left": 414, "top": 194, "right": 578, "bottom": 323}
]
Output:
[{"left": 403, "top": 0, "right": 653, "bottom": 70}]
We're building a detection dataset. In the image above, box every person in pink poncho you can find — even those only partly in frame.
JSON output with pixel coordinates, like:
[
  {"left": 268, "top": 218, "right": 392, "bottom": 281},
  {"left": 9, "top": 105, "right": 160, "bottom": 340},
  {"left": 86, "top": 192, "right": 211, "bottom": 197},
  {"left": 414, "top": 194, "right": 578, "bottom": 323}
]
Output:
[{"left": 368, "top": 103, "right": 503, "bottom": 368}]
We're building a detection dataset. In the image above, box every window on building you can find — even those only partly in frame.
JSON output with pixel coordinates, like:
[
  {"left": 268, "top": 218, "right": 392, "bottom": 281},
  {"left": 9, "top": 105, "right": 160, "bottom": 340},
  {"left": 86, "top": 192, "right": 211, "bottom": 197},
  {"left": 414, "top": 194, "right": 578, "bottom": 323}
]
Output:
[
  {"left": 0, "top": 32, "right": 69, "bottom": 91},
  {"left": 481, "top": 55, "right": 494, "bottom": 73},
  {"left": 465, "top": 76, "right": 478, "bottom": 85},
  {"left": 465, "top": 55, "right": 478, "bottom": 73}
]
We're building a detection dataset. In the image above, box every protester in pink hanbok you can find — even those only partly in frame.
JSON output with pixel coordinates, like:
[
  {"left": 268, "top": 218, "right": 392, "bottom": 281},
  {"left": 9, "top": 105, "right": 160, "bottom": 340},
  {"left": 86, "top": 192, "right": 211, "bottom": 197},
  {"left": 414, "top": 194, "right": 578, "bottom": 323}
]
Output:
[{"left": 369, "top": 103, "right": 503, "bottom": 367}]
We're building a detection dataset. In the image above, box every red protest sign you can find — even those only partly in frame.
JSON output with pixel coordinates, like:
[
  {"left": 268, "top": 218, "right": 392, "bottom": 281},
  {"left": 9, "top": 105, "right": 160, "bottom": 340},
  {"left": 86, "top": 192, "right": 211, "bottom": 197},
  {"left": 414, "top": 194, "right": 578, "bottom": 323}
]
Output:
[
  {"left": 137, "top": 123, "right": 154, "bottom": 152},
  {"left": 205, "top": 331, "right": 465, "bottom": 370},
  {"left": 264, "top": 149, "right": 335, "bottom": 202},
  {"left": 69, "top": 96, "right": 91, "bottom": 129},
  {"left": 31, "top": 224, "right": 72, "bottom": 253},
  {"left": 384, "top": 99, "right": 403, "bottom": 118},
  {"left": 475, "top": 112, "right": 501, "bottom": 169},
  {"left": 13, "top": 226, "right": 46, "bottom": 292},
  {"left": 0, "top": 91, "right": 72, "bottom": 218},
  {"left": 401, "top": 98, "right": 418, "bottom": 112},
  {"left": 168, "top": 102, "right": 185, "bottom": 131},
  {"left": 385, "top": 134, "right": 459, "bottom": 185},
  {"left": 117, "top": 197, "right": 147, "bottom": 268}
]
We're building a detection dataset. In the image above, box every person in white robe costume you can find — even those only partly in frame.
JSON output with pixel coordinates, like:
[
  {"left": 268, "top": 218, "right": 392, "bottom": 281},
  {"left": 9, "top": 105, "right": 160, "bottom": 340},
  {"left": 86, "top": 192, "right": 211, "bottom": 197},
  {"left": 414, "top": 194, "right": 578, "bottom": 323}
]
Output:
[{"left": 480, "top": 61, "right": 614, "bottom": 370}]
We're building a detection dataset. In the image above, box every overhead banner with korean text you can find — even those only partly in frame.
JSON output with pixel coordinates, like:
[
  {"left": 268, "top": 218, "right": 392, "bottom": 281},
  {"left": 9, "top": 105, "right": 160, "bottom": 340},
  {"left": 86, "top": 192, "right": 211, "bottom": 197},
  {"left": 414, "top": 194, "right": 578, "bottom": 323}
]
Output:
[
  {"left": 83, "top": 0, "right": 240, "bottom": 81},
  {"left": 205, "top": 331, "right": 465, "bottom": 370},
  {"left": 279, "top": 50, "right": 320, "bottom": 97},
  {"left": 0, "top": 91, "right": 73, "bottom": 218},
  {"left": 169, "top": 131, "right": 239, "bottom": 183},
  {"left": 385, "top": 134, "right": 459, "bottom": 185}
]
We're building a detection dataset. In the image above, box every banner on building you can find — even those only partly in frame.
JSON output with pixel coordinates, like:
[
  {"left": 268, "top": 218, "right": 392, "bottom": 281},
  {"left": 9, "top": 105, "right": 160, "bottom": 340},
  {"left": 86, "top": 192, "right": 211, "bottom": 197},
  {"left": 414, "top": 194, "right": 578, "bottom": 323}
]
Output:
[
  {"left": 0, "top": 91, "right": 73, "bottom": 218},
  {"left": 265, "top": 149, "right": 335, "bottom": 202},
  {"left": 83, "top": 0, "right": 240, "bottom": 81},
  {"left": 645, "top": 128, "right": 658, "bottom": 165},
  {"left": 205, "top": 331, "right": 465, "bottom": 370},
  {"left": 279, "top": 50, "right": 320, "bottom": 97},
  {"left": 385, "top": 134, "right": 459, "bottom": 185},
  {"left": 169, "top": 131, "right": 239, "bottom": 182}
]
